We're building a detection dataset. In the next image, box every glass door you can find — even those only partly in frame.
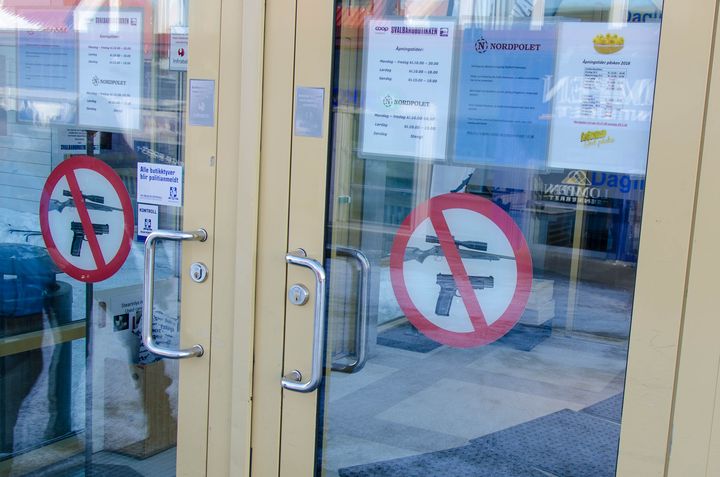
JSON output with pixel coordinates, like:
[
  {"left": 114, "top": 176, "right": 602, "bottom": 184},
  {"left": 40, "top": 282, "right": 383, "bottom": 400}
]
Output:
[
  {"left": 259, "top": 0, "right": 716, "bottom": 476},
  {"left": 0, "top": 0, "right": 221, "bottom": 475}
]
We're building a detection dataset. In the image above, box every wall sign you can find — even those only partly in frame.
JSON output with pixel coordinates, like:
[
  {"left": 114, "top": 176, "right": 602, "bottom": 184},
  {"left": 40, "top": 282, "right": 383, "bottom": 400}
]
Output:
[
  {"left": 189, "top": 79, "right": 215, "bottom": 127},
  {"left": 169, "top": 26, "right": 189, "bottom": 72},
  {"left": 453, "top": 23, "right": 557, "bottom": 168},
  {"left": 137, "top": 162, "right": 183, "bottom": 207},
  {"left": 55, "top": 128, "right": 100, "bottom": 162},
  {"left": 136, "top": 203, "right": 158, "bottom": 241},
  {"left": 360, "top": 18, "right": 456, "bottom": 160},
  {"left": 17, "top": 11, "right": 78, "bottom": 125},
  {"left": 75, "top": 9, "right": 143, "bottom": 131},
  {"left": 294, "top": 87, "right": 325, "bottom": 137},
  {"left": 547, "top": 22, "right": 661, "bottom": 174}
]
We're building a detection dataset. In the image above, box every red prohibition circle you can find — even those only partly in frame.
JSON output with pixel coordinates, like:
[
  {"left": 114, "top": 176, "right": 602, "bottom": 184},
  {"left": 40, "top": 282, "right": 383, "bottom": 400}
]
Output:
[
  {"left": 39, "top": 155, "right": 134, "bottom": 283},
  {"left": 390, "top": 193, "right": 533, "bottom": 348}
]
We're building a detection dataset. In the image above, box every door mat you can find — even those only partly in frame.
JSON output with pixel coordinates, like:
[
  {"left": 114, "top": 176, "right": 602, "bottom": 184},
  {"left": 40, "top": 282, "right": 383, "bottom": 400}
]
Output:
[
  {"left": 377, "top": 322, "right": 442, "bottom": 353},
  {"left": 29, "top": 463, "right": 144, "bottom": 477},
  {"left": 338, "top": 445, "right": 546, "bottom": 477},
  {"left": 580, "top": 393, "right": 624, "bottom": 423},
  {"left": 470, "top": 409, "right": 620, "bottom": 477},
  {"left": 338, "top": 409, "right": 620, "bottom": 477},
  {"left": 494, "top": 321, "right": 552, "bottom": 352}
]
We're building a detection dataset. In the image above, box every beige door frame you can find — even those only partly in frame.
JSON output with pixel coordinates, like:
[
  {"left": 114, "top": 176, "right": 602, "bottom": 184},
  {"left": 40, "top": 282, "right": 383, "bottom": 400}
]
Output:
[
  {"left": 152, "top": 0, "right": 264, "bottom": 474},
  {"left": 666, "top": 2, "right": 720, "bottom": 475},
  {"left": 0, "top": 0, "right": 257, "bottom": 474},
  {"left": 249, "top": 1, "right": 720, "bottom": 476},
  {"left": 186, "top": 0, "right": 266, "bottom": 476}
]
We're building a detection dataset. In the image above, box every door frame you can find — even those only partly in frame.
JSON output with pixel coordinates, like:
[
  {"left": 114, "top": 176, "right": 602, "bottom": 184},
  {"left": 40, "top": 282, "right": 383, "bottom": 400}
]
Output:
[
  {"left": 665, "top": 2, "right": 720, "bottom": 475},
  {"left": 176, "top": 0, "right": 221, "bottom": 473},
  {"left": 0, "top": 0, "right": 257, "bottom": 474},
  {"left": 188, "top": 0, "right": 266, "bottom": 475},
  {"left": 250, "top": 0, "right": 720, "bottom": 476}
]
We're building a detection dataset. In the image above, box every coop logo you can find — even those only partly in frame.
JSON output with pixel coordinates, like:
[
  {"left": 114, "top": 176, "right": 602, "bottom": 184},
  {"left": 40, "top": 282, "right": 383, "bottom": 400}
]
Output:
[
  {"left": 475, "top": 36, "right": 542, "bottom": 53},
  {"left": 375, "top": 25, "right": 389, "bottom": 32},
  {"left": 91, "top": 75, "right": 127, "bottom": 87}
]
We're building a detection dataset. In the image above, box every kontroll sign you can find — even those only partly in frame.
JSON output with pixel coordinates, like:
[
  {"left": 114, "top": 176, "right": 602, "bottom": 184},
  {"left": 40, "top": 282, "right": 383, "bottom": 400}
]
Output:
[{"left": 404, "top": 235, "right": 515, "bottom": 316}]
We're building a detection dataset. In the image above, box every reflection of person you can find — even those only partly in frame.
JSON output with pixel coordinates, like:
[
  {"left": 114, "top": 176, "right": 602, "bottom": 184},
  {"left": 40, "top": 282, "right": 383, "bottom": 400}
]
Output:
[{"left": 0, "top": 244, "right": 71, "bottom": 455}]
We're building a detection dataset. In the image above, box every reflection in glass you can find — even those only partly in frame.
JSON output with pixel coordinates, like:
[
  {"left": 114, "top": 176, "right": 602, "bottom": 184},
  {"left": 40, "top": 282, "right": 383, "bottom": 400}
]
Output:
[
  {"left": 321, "top": 1, "right": 662, "bottom": 476},
  {"left": 0, "top": 1, "right": 190, "bottom": 475}
]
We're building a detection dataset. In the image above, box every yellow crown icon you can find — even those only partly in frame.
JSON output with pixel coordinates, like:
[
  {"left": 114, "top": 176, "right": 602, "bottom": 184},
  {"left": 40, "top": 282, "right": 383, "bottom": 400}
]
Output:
[{"left": 593, "top": 33, "right": 624, "bottom": 54}]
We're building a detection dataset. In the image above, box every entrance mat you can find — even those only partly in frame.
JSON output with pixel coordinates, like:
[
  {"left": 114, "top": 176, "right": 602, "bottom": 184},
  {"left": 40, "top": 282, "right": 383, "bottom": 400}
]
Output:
[
  {"left": 29, "top": 463, "right": 144, "bottom": 477},
  {"left": 470, "top": 409, "right": 620, "bottom": 477},
  {"left": 581, "top": 393, "right": 624, "bottom": 423},
  {"left": 494, "top": 321, "right": 552, "bottom": 352},
  {"left": 377, "top": 321, "right": 442, "bottom": 353},
  {"left": 338, "top": 445, "right": 546, "bottom": 477}
]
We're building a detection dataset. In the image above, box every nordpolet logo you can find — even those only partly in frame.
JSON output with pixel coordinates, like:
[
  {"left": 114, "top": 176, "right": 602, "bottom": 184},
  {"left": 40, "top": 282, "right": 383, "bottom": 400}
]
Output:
[
  {"left": 90, "top": 76, "right": 128, "bottom": 87},
  {"left": 383, "top": 94, "right": 394, "bottom": 108},
  {"left": 475, "top": 36, "right": 489, "bottom": 53}
]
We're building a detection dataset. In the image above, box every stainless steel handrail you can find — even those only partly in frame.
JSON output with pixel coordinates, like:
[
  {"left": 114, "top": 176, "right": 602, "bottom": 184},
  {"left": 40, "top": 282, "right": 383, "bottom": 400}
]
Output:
[
  {"left": 142, "top": 229, "right": 207, "bottom": 359},
  {"left": 282, "top": 250, "right": 327, "bottom": 393},
  {"left": 331, "top": 247, "right": 370, "bottom": 373}
]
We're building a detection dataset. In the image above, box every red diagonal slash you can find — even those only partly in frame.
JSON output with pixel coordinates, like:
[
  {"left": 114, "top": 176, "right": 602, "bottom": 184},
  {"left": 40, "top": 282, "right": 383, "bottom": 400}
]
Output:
[
  {"left": 429, "top": 207, "right": 488, "bottom": 332},
  {"left": 65, "top": 171, "right": 107, "bottom": 268}
]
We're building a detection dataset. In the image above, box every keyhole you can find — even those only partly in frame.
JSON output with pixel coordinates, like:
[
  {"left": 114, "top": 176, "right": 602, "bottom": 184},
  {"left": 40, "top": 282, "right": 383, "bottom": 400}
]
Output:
[{"left": 190, "top": 263, "right": 208, "bottom": 283}]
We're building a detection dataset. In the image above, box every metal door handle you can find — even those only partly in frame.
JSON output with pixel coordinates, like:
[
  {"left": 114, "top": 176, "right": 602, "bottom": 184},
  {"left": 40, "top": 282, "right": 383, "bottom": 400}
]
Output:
[
  {"left": 282, "top": 250, "right": 327, "bottom": 393},
  {"left": 331, "top": 247, "right": 370, "bottom": 373},
  {"left": 142, "top": 229, "right": 207, "bottom": 359}
]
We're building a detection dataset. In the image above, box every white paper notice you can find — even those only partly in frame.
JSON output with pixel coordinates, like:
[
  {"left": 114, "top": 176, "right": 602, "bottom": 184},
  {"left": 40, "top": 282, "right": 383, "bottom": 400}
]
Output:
[
  {"left": 137, "top": 203, "right": 159, "bottom": 240},
  {"left": 189, "top": 79, "right": 215, "bottom": 127},
  {"left": 169, "top": 26, "right": 188, "bottom": 72},
  {"left": 360, "top": 19, "right": 456, "bottom": 160},
  {"left": 547, "top": 22, "right": 661, "bottom": 174},
  {"left": 75, "top": 9, "right": 143, "bottom": 131},
  {"left": 137, "top": 162, "right": 183, "bottom": 207}
]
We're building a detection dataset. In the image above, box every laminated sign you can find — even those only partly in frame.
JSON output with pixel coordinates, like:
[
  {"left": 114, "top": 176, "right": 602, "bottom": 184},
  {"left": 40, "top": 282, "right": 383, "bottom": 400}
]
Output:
[
  {"left": 39, "top": 155, "right": 134, "bottom": 282},
  {"left": 137, "top": 162, "right": 183, "bottom": 207},
  {"left": 390, "top": 193, "right": 533, "bottom": 348}
]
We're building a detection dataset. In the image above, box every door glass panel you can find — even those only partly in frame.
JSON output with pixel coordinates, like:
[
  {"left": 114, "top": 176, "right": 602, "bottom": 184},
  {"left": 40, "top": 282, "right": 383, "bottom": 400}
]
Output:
[
  {"left": 0, "top": 1, "right": 192, "bottom": 475},
  {"left": 321, "top": 1, "right": 662, "bottom": 475}
]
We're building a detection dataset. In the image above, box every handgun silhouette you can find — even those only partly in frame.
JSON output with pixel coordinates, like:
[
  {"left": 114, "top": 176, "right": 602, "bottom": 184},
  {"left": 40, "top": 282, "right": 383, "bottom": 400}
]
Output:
[{"left": 70, "top": 221, "right": 109, "bottom": 257}]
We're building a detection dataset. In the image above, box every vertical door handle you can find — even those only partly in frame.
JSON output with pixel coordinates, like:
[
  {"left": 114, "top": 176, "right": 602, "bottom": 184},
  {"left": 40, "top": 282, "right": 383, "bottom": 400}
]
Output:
[
  {"left": 331, "top": 247, "right": 370, "bottom": 373},
  {"left": 282, "top": 250, "right": 327, "bottom": 393},
  {"left": 142, "top": 229, "right": 207, "bottom": 359}
]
